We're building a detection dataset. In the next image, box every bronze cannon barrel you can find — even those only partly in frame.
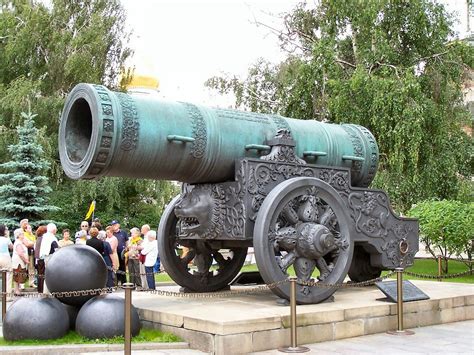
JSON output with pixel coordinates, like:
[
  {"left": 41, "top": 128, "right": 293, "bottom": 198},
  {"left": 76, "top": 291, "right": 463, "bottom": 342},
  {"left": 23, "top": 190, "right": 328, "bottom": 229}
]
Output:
[{"left": 59, "top": 83, "right": 379, "bottom": 186}]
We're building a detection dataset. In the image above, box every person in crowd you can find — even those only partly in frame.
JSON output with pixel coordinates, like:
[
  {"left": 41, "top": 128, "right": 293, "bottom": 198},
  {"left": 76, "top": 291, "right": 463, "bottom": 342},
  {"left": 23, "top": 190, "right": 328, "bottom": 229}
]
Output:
[
  {"left": 11, "top": 230, "right": 29, "bottom": 295},
  {"left": 111, "top": 220, "right": 128, "bottom": 285},
  {"left": 34, "top": 226, "right": 48, "bottom": 293},
  {"left": 0, "top": 224, "right": 13, "bottom": 296},
  {"left": 75, "top": 230, "right": 88, "bottom": 245},
  {"left": 91, "top": 221, "right": 102, "bottom": 230},
  {"left": 39, "top": 223, "right": 59, "bottom": 293},
  {"left": 76, "top": 221, "right": 90, "bottom": 240},
  {"left": 125, "top": 227, "right": 143, "bottom": 288},
  {"left": 141, "top": 230, "right": 158, "bottom": 290},
  {"left": 98, "top": 231, "right": 115, "bottom": 288},
  {"left": 105, "top": 226, "right": 119, "bottom": 284},
  {"left": 98, "top": 229, "right": 107, "bottom": 241},
  {"left": 139, "top": 224, "right": 150, "bottom": 289},
  {"left": 86, "top": 227, "right": 104, "bottom": 254},
  {"left": 15, "top": 219, "right": 36, "bottom": 288},
  {"left": 58, "top": 229, "right": 74, "bottom": 248}
]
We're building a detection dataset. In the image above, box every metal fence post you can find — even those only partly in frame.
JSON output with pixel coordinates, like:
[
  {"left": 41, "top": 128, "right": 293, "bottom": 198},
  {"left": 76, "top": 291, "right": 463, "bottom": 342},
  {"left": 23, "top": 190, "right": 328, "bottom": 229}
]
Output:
[
  {"left": 387, "top": 268, "right": 414, "bottom": 335},
  {"left": 1, "top": 270, "right": 6, "bottom": 321},
  {"left": 122, "top": 283, "right": 135, "bottom": 355},
  {"left": 279, "top": 277, "right": 309, "bottom": 353}
]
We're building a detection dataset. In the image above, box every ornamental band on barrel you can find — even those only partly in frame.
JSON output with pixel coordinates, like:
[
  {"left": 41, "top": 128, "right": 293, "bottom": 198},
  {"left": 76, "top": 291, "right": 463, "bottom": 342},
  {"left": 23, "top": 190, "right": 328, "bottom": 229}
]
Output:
[{"left": 58, "top": 83, "right": 419, "bottom": 304}]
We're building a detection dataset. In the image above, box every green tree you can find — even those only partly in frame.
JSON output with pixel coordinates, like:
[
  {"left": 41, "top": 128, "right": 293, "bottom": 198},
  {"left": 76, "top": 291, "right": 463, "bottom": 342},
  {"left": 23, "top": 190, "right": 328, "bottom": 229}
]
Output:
[
  {"left": 0, "top": 0, "right": 178, "bottom": 228},
  {"left": 0, "top": 0, "right": 132, "bottom": 177},
  {"left": 408, "top": 200, "right": 474, "bottom": 273},
  {"left": 48, "top": 178, "right": 179, "bottom": 231},
  {"left": 0, "top": 111, "right": 59, "bottom": 227},
  {"left": 206, "top": 0, "right": 473, "bottom": 212}
]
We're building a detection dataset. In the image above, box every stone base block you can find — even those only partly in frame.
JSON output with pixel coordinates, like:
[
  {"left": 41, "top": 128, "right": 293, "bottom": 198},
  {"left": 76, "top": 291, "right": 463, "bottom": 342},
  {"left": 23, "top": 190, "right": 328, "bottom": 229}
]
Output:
[{"left": 132, "top": 280, "right": 474, "bottom": 354}]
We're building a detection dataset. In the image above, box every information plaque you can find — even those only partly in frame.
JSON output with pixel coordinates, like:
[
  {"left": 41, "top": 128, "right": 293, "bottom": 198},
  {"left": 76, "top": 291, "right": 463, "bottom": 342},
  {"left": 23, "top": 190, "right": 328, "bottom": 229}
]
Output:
[{"left": 375, "top": 280, "right": 430, "bottom": 303}]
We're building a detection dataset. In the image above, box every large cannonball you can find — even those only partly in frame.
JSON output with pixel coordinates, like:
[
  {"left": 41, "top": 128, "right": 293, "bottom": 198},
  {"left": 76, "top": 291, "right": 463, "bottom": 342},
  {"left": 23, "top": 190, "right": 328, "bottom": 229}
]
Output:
[
  {"left": 76, "top": 294, "right": 141, "bottom": 339},
  {"left": 46, "top": 245, "right": 107, "bottom": 306},
  {"left": 3, "top": 297, "right": 69, "bottom": 341}
]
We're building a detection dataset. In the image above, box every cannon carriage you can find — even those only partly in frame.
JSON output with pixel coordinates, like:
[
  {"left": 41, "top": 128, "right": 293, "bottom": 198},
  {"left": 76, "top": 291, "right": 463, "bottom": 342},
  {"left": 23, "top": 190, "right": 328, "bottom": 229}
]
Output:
[{"left": 59, "top": 83, "right": 418, "bottom": 304}]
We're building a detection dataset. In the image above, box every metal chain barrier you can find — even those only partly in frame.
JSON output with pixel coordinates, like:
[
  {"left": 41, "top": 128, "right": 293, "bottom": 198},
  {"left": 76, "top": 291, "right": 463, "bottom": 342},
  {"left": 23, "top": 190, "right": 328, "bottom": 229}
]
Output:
[
  {"left": 133, "top": 279, "right": 288, "bottom": 298},
  {"left": 297, "top": 270, "right": 396, "bottom": 288},
  {"left": 0, "top": 287, "right": 117, "bottom": 299},
  {"left": 404, "top": 269, "right": 473, "bottom": 279}
]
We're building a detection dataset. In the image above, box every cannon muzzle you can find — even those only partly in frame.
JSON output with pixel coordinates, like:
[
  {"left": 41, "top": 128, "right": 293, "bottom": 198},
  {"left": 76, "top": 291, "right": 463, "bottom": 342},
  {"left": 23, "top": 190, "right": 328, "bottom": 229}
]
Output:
[{"left": 59, "top": 83, "right": 379, "bottom": 186}]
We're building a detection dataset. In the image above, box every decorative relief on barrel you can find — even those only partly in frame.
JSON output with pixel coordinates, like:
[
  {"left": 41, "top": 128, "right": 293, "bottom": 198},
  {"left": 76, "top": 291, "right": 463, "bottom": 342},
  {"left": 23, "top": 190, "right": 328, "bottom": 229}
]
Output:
[
  {"left": 91, "top": 85, "right": 115, "bottom": 176},
  {"left": 116, "top": 93, "right": 139, "bottom": 151},
  {"left": 216, "top": 109, "right": 270, "bottom": 124},
  {"left": 270, "top": 115, "right": 291, "bottom": 131},
  {"left": 182, "top": 102, "right": 207, "bottom": 159},
  {"left": 356, "top": 125, "right": 378, "bottom": 187},
  {"left": 101, "top": 103, "right": 113, "bottom": 116},
  {"left": 100, "top": 137, "right": 112, "bottom": 148},
  {"left": 96, "top": 152, "right": 108, "bottom": 163},
  {"left": 341, "top": 125, "right": 364, "bottom": 179}
]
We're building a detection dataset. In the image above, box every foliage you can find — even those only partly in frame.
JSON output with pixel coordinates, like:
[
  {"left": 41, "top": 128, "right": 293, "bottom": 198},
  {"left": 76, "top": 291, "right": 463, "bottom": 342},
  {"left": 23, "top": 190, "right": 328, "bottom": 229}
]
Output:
[
  {"left": 0, "top": 0, "right": 178, "bottom": 229},
  {"left": 0, "top": 328, "right": 181, "bottom": 346},
  {"left": 206, "top": 0, "right": 473, "bottom": 212},
  {"left": 0, "top": 0, "right": 133, "bottom": 178},
  {"left": 48, "top": 178, "right": 179, "bottom": 232},
  {"left": 408, "top": 200, "right": 474, "bottom": 273},
  {"left": 0, "top": 111, "right": 59, "bottom": 227}
]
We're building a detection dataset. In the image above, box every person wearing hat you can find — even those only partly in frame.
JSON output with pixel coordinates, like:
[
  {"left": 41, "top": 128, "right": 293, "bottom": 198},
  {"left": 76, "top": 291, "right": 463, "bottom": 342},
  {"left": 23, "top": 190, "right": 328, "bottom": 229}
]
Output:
[{"left": 111, "top": 220, "right": 128, "bottom": 285}]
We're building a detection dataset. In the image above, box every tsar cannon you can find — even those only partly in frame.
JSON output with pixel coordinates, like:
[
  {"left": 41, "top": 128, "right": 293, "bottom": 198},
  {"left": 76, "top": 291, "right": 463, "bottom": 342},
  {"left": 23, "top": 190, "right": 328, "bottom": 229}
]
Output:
[{"left": 59, "top": 83, "right": 418, "bottom": 304}]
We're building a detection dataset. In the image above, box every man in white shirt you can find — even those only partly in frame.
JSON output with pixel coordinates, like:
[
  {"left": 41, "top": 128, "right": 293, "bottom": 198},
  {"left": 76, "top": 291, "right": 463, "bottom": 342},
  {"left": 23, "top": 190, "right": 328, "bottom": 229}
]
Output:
[
  {"left": 141, "top": 230, "right": 157, "bottom": 290},
  {"left": 39, "top": 223, "right": 59, "bottom": 293}
]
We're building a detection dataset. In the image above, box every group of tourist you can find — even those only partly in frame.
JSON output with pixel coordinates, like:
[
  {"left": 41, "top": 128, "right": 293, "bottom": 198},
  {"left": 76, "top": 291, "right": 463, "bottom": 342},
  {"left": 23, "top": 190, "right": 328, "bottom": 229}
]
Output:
[
  {"left": 0, "top": 219, "right": 58, "bottom": 296},
  {"left": 0, "top": 218, "right": 160, "bottom": 297}
]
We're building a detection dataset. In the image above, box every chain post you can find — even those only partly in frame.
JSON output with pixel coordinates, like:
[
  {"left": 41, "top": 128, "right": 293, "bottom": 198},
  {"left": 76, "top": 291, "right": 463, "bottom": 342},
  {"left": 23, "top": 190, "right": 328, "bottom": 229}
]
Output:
[
  {"left": 387, "top": 268, "right": 414, "bottom": 336},
  {"left": 279, "top": 277, "right": 309, "bottom": 353},
  {"left": 437, "top": 256, "right": 442, "bottom": 281},
  {"left": 122, "top": 283, "right": 135, "bottom": 355},
  {"left": 1, "top": 270, "right": 6, "bottom": 321}
]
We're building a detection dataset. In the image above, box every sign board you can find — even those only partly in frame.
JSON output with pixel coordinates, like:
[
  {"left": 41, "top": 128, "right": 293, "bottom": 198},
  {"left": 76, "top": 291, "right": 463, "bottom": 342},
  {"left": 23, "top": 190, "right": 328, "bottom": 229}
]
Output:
[{"left": 375, "top": 280, "right": 430, "bottom": 303}]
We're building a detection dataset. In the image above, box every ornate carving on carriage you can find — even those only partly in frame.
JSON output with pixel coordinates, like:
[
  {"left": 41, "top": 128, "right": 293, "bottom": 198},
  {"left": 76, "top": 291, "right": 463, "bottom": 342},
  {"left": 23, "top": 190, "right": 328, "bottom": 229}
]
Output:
[{"left": 59, "top": 84, "right": 418, "bottom": 304}]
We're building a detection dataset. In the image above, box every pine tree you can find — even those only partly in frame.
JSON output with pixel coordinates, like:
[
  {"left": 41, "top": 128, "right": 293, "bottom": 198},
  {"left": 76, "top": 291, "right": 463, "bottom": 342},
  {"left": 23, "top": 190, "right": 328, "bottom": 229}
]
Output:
[{"left": 0, "top": 111, "right": 59, "bottom": 227}]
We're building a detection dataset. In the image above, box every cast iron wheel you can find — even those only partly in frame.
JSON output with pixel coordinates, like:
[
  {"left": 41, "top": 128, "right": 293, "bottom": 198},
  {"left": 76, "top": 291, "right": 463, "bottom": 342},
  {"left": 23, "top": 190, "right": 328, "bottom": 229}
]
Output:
[
  {"left": 348, "top": 246, "right": 382, "bottom": 283},
  {"left": 158, "top": 195, "right": 248, "bottom": 292},
  {"left": 254, "top": 177, "right": 354, "bottom": 304}
]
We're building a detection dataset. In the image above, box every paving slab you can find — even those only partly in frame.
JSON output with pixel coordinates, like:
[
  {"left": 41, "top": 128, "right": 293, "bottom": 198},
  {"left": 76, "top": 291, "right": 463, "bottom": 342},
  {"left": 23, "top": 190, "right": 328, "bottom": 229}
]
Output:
[{"left": 251, "top": 320, "right": 474, "bottom": 354}]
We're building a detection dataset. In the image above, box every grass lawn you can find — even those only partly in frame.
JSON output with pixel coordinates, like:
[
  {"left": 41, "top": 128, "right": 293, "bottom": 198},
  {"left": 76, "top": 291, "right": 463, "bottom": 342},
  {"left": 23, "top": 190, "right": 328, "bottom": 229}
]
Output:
[
  {"left": 155, "top": 258, "right": 473, "bottom": 284},
  {"left": 0, "top": 328, "right": 181, "bottom": 346},
  {"left": 398, "top": 258, "right": 473, "bottom": 283}
]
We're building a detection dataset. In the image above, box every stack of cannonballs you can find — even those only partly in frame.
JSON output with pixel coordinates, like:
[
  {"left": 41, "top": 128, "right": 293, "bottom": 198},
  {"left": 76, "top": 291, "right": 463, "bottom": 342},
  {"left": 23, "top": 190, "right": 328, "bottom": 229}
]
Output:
[{"left": 3, "top": 245, "right": 141, "bottom": 341}]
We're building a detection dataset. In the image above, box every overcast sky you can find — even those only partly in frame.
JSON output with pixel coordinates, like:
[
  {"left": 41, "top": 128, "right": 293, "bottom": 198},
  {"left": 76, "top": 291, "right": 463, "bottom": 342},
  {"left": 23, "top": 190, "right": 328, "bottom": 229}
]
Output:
[
  {"left": 120, "top": 0, "right": 300, "bottom": 105},
  {"left": 120, "top": 0, "right": 471, "bottom": 106}
]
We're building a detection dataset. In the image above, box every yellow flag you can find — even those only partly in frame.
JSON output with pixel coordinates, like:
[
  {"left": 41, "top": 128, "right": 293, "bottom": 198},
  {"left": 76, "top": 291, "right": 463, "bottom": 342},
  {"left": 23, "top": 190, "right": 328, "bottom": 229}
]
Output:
[{"left": 85, "top": 200, "right": 96, "bottom": 220}]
